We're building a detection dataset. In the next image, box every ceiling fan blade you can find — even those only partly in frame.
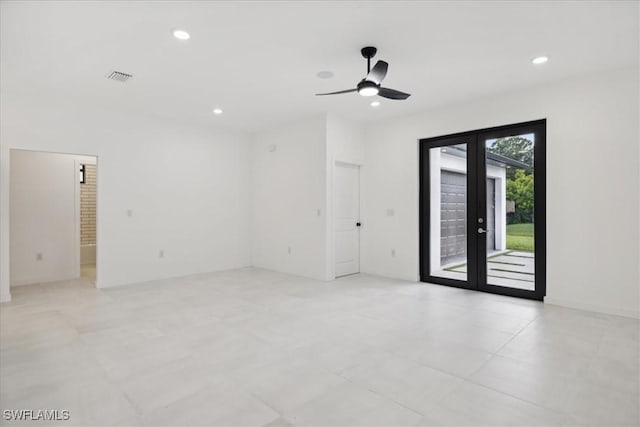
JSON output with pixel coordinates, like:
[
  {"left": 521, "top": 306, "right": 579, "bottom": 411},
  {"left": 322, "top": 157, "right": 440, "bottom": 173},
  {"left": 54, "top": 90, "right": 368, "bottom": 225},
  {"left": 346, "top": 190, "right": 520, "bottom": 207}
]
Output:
[
  {"left": 315, "top": 88, "right": 357, "bottom": 96},
  {"left": 366, "top": 60, "right": 388, "bottom": 85},
  {"left": 378, "top": 87, "right": 411, "bottom": 100}
]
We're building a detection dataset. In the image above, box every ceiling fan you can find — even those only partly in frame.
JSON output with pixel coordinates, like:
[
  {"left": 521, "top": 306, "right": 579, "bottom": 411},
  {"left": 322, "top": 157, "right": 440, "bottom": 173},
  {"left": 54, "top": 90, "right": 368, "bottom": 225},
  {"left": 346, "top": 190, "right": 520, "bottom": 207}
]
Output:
[{"left": 316, "top": 46, "right": 411, "bottom": 100}]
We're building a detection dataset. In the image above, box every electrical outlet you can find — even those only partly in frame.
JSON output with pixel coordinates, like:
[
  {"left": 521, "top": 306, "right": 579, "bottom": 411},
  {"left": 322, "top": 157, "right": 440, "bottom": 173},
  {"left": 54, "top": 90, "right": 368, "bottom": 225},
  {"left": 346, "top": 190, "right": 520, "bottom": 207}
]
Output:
[
  {"left": 316, "top": 208, "right": 321, "bottom": 216},
  {"left": 159, "top": 249, "right": 164, "bottom": 258},
  {"left": 386, "top": 208, "right": 395, "bottom": 217},
  {"left": 127, "top": 209, "right": 133, "bottom": 217},
  {"left": 36, "top": 252, "right": 43, "bottom": 261},
  {"left": 287, "top": 246, "right": 292, "bottom": 255},
  {"left": 391, "top": 249, "right": 396, "bottom": 257}
]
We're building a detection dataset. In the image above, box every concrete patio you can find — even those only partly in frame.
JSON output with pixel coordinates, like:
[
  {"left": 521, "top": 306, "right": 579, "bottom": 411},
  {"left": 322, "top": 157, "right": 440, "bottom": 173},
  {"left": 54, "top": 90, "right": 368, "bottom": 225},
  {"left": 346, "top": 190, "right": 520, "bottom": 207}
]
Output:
[{"left": 434, "top": 251, "right": 535, "bottom": 291}]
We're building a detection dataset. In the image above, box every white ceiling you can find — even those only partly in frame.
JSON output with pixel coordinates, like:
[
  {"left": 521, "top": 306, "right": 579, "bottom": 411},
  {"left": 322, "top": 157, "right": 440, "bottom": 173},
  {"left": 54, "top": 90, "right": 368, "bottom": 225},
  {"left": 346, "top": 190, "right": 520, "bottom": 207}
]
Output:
[{"left": 2, "top": 1, "right": 638, "bottom": 132}]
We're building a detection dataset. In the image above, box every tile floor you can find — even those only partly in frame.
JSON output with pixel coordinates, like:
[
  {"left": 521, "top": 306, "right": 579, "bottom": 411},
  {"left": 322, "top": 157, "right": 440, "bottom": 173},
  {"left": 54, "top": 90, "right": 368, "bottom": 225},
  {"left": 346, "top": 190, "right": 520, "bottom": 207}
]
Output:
[{"left": 0, "top": 268, "right": 638, "bottom": 426}]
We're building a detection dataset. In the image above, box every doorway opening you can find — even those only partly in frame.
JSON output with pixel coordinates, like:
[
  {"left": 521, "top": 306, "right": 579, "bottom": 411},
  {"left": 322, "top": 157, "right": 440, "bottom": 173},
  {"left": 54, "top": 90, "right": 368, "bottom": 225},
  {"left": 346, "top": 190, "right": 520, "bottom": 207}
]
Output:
[
  {"left": 419, "top": 120, "right": 546, "bottom": 300},
  {"left": 9, "top": 150, "right": 98, "bottom": 289},
  {"left": 79, "top": 160, "right": 97, "bottom": 284}
]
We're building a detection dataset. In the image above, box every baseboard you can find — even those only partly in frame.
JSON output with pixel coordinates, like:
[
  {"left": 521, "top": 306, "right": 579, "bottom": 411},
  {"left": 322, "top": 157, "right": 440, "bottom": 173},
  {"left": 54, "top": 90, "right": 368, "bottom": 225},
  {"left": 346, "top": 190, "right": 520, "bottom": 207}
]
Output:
[
  {"left": 11, "top": 273, "right": 80, "bottom": 287},
  {"left": 545, "top": 297, "right": 640, "bottom": 319},
  {"left": 0, "top": 291, "right": 11, "bottom": 303},
  {"left": 96, "top": 264, "right": 253, "bottom": 289},
  {"left": 359, "top": 269, "right": 419, "bottom": 283},
  {"left": 249, "top": 262, "right": 327, "bottom": 282}
]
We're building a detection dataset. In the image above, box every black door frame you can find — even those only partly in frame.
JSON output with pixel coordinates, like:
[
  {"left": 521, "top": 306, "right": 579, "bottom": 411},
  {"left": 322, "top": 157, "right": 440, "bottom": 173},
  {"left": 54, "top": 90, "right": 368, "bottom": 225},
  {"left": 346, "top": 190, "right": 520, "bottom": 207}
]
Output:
[{"left": 419, "top": 119, "right": 546, "bottom": 301}]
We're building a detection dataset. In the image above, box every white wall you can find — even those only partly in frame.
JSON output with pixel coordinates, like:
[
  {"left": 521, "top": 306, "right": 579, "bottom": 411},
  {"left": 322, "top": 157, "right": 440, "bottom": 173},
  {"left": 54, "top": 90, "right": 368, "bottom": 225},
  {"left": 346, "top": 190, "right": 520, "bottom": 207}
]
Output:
[
  {"left": 10, "top": 151, "right": 80, "bottom": 285},
  {"left": 249, "top": 113, "right": 365, "bottom": 281},
  {"left": 1, "top": 91, "right": 252, "bottom": 301},
  {"left": 361, "top": 66, "right": 640, "bottom": 318},
  {"left": 2, "top": 69, "right": 637, "bottom": 319},
  {"left": 250, "top": 116, "right": 328, "bottom": 280},
  {"left": 326, "top": 114, "right": 366, "bottom": 166}
]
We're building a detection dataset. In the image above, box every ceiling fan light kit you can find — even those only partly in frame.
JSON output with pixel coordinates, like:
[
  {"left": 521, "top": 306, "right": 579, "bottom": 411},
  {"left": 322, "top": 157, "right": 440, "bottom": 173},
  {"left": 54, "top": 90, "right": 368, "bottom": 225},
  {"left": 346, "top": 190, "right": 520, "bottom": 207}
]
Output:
[
  {"left": 316, "top": 46, "right": 411, "bottom": 100},
  {"left": 357, "top": 80, "right": 379, "bottom": 97}
]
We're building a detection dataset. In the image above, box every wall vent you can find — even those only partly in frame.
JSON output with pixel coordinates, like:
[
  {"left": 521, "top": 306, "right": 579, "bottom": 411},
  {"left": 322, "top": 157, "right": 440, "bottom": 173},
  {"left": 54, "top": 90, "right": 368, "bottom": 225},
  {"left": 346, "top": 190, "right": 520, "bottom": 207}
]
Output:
[{"left": 107, "top": 71, "right": 133, "bottom": 82}]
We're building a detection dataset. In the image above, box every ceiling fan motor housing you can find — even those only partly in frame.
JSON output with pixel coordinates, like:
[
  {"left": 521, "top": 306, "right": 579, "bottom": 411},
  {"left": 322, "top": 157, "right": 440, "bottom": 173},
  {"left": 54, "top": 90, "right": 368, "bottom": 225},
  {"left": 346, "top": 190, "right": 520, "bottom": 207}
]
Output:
[{"left": 357, "top": 79, "right": 380, "bottom": 96}]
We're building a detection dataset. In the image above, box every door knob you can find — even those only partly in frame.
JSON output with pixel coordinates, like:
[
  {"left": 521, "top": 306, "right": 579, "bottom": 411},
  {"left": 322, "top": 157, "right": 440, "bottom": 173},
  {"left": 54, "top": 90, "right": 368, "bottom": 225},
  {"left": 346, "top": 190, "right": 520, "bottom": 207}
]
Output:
[
  {"left": 478, "top": 227, "right": 486, "bottom": 234},
  {"left": 356, "top": 222, "right": 361, "bottom": 227}
]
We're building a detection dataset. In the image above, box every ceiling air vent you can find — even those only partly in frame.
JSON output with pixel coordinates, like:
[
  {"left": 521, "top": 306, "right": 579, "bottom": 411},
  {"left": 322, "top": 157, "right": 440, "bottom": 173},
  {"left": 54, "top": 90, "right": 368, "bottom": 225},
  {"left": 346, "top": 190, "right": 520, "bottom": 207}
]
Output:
[{"left": 106, "top": 71, "right": 133, "bottom": 82}]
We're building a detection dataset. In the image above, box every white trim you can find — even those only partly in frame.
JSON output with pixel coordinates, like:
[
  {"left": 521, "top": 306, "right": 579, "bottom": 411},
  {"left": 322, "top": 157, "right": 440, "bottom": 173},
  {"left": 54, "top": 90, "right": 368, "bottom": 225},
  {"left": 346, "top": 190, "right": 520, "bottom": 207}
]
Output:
[
  {"left": 0, "top": 291, "right": 11, "bottom": 303},
  {"left": 73, "top": 160, "right": 81, "bottom": 280},
  {"left": 545, "top": 297, "right": 640, "bottom": 319},
  {"left": 376, "top": 272, "right": 420, "bottom": 283},
  {"left": 11, "top": 273, "right": 80, "bottom": 287},
  {"left": 93, "top": 157, "right": 99, "bottom": 287},
  {"left": 1, "top": 145, "right": 11, "bottom": 302}
]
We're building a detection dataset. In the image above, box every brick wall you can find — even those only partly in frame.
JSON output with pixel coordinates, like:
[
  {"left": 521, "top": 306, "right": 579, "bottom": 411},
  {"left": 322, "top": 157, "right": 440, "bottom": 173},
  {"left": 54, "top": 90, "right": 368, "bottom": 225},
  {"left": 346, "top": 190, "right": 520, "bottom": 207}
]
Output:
[{"left": 80, "top": 164, "right": 96, "bottom": 245}]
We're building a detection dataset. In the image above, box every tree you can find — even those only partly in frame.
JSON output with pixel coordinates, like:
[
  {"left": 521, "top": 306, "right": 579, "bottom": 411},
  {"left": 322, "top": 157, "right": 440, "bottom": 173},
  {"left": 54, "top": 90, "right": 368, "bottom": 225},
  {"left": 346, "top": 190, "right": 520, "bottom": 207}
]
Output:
[
  {"left": 506, "top": 169, "right": 534, "bottom": 224},
  {"left": 487, "top": 136, "right": 533, "bottom": 165},
  {"left": 487, "top": 136, "right": 533, "bottom": 180}
]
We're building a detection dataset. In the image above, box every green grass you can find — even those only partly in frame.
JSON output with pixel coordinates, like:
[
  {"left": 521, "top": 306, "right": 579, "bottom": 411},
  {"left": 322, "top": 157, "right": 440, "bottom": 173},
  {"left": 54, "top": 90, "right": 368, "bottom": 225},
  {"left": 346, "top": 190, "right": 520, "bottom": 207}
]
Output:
[
  {"left": 506, "top": 223, "right": 534, "bottom": 252},
  {"left": 506, "top": 223, "right": 533, "bottom": 236}
]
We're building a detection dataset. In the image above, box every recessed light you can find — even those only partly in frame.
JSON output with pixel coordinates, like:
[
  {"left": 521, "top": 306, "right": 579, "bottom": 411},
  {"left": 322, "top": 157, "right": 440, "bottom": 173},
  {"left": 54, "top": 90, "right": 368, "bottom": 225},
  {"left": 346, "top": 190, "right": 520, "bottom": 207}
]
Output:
[
  {"left": 532, "top": 56, "right": 548, "bottom": 65},
  {"left": 173, "top": 29, "right": 190, "bottom": 40},
  {"left": 212, "top": 108, "right": 223, "bottom": 115},
  {"left": 370, "top": 101, "right": 380, "bottom": 107},
  {"left": 316, "top": 71, "right": 334, "bottom": 79}
]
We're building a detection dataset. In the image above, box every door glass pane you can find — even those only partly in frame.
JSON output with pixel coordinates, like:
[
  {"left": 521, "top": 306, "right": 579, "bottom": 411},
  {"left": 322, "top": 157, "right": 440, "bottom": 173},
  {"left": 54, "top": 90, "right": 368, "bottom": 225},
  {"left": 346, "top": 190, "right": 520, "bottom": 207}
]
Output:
[
  {"left": 430, "top": 144, "right": 467, "bottom": 281},
  {"left": 485, "top": 134, "right": 535, "bottom": 290}
]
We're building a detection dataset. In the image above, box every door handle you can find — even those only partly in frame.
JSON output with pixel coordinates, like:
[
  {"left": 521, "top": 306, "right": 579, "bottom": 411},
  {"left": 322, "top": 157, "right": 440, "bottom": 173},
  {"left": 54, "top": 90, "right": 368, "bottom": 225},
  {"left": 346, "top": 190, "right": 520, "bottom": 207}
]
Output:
[
  {"left": 478, "top": 227, "right": 486, "bottom": 234},
  {"left": 356, "top": 222, "right": 361, "bottom": 227}
]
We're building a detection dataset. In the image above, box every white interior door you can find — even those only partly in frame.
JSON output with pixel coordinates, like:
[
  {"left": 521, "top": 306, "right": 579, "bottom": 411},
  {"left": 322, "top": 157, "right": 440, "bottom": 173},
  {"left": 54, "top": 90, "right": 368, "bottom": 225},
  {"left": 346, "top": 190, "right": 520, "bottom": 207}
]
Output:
[{"left": 334, "top": 163, "right": 360, "bottom": 277}]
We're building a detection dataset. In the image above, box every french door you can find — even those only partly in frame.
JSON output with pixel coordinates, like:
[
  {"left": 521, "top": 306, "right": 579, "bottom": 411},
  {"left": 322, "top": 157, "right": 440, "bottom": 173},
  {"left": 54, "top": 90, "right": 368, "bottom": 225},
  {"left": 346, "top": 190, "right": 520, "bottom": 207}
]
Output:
[{"left": 419, "top": 120, "right": 546, "bottom": 300}]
